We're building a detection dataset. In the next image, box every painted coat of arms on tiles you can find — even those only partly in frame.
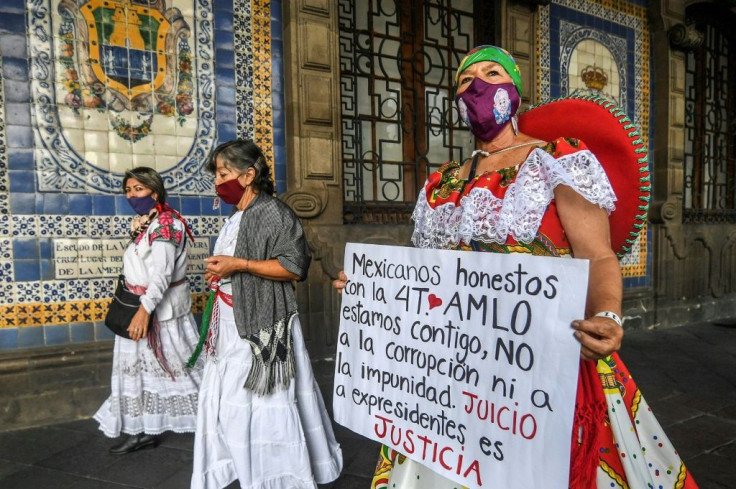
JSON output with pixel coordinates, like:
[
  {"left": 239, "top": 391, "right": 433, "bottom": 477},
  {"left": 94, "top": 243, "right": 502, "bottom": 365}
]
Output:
[
  {"left": 59, "top": 0, "right": 193, "bottom": 139},
  {"left": 29, "top": 0, "right": 216, "bottom": 194}
]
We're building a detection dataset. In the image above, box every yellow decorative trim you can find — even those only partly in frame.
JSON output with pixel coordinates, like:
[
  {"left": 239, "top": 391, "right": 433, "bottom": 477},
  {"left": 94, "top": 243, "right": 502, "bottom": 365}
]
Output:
[
  {"left": 621, "top": 223, "right": 648, "bottom": 277},
  {"left": 507, "top": 245, "right": 532, "bottom": 254},
  {"left": 675, "top": 462, "right": 688, "bottom": 489},
  {"left": 600, "top": 372, "right": 618, "bottom": 389},
  {"left": 0, "top": 293, "right": 210, "bottom": 329},
  {"left": 600, "top": 459, "right": 629, "bottom": 489},
  {"left": 631, "top": 387, "right": 642, "bottom": 418},
  {"left": 252, "top": 0, "right": 274, "bottom": 173},
  {"left": 588, "top": 0, "right": 647, "bottom": 19}
]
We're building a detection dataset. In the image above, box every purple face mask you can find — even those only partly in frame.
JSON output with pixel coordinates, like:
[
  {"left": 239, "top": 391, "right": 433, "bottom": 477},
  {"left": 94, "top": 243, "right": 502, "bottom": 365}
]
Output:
[
  {"left": 127, "top": 195, "right": 157, "bottom": 215},
  {"left": 456, "top": 80, "right": 521, "bottom": 142}
]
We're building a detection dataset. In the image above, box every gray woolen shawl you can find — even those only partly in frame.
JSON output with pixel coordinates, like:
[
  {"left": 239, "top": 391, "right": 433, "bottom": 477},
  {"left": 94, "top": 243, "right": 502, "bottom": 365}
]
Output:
[{"left": 230, "top": 192, "right": 311, "bottom": 394}]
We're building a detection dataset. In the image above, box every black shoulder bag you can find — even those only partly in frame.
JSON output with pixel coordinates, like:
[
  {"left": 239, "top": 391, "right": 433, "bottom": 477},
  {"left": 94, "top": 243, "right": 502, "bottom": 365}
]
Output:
[{"left": 104, "top": 275, "right": 154, "bottom": 339}]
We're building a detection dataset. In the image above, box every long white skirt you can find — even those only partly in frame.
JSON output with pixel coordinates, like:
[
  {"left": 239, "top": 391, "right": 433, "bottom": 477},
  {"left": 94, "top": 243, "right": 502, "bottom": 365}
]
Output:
[
  {"left": 191, "top": 313, "right": 343, "bottom": 489},
  {"left": 94, "top": 312, "right": 203, "bottom": 437}
]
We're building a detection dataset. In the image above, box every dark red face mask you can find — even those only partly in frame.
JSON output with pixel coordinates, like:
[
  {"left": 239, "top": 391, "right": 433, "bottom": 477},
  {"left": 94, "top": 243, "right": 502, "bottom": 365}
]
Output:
[{"left": 215, "top": 177, "right": 246, "bottom": 205}]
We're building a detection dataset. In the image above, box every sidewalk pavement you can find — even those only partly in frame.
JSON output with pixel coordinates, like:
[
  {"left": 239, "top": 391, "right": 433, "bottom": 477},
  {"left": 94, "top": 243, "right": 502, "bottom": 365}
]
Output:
[{"left": 0, "top": 321, "right": 734, "bottom": 489}]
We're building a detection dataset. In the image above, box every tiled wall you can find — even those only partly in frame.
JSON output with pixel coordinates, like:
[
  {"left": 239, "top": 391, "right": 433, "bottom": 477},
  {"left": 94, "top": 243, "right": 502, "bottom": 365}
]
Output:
[
  {"left": 0, "top": 0, "right": 285, "bottom": 350},
  {"left": 538, "top": 0, "right": 651, "bottom": 287},
  {"left": 0, "top": 0, "right": 655, "bottom": 352}
]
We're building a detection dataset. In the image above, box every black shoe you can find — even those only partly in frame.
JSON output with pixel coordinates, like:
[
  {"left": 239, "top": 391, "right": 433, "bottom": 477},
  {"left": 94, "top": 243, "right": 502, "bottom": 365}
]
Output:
[{"left": 109, "top": 434, "right": 160, "bottom": 455}]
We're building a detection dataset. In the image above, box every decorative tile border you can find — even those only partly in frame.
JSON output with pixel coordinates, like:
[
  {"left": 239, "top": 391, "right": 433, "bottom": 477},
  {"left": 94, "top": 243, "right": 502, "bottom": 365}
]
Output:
[
  {"left": 232, "top": 0, "right": 273, "bottom": 171},
  {"left": 0, "top": 0, "right": 277, "bottom": 345},
  {"left": 252, "top": 0, "right": 274, "bottom": 168},
  {"left": 558, "top": 21, "right": 628, "bottom": 108},
  {"left": 234, "top": 0, "right": 255, "bottom": 139},
  {"left": 539, "top": 0, "right": 650, "bottom": 283},
  {"left": 0, "top": 216, "right": 9, "bottom": 242},
  {"left": 15, "top": 281, "right": 43, "bottom": 304},
  {"left": 620, "top": 224, "right": 648, "bottom": 277},
  {"left": 0, "top": 293, "right": 208, "bottom": 329},
  {"left": 38, "top": 215, "right": 65, "bottom": 238},
  {"left": 0, "top": 239, "right": 10, "bottom": 260},
  {"left": 0, "top": 54, "right": 7, "bottom": 218},
  {"left": 0, "top": 56, "right": 11, "bottom": 290}
]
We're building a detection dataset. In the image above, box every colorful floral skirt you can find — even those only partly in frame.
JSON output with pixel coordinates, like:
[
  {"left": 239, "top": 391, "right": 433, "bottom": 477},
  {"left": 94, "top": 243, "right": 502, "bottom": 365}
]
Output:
[{"left": 370, "top": 353, "right": 699, "bottom": 489}]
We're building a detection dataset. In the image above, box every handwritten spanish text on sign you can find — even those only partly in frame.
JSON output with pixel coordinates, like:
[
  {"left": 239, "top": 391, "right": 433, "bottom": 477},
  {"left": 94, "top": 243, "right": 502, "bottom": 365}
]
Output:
[{"left": 333, "top": 243, "right": 589, "bottom": 489}]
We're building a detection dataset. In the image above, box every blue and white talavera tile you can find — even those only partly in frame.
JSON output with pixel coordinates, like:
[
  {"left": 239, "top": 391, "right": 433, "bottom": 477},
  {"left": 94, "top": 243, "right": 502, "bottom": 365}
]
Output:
[{"left": 28, "top": 0, "right": 218, "bottom": 196}]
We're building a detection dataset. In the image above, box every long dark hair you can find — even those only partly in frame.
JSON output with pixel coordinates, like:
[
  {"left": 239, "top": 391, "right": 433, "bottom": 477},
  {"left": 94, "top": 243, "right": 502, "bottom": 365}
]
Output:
[
  {"left": 208, "top": 139, "right": 275, "bottom": 195},
  {"left": 122, "top": 167, "right": 167, "bottom": 204}
]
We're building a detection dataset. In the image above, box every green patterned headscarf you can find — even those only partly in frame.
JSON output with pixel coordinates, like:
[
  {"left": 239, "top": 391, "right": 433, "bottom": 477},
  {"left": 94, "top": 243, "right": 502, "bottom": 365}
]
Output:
[{"left": 455, "top": 45, "right": 522, "bottom": 97}]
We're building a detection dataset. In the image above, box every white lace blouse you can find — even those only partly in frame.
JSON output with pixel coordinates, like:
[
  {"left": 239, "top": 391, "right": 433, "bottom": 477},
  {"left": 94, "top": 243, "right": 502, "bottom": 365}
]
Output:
[{"left": 411, "top": 145, "right": 617, "bottom": 251}]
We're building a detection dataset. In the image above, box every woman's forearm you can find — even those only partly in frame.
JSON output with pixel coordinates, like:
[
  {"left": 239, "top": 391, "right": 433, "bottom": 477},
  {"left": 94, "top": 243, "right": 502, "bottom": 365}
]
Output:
[{"left": 585, "top": 253, "right": 623, "bottom": 318}]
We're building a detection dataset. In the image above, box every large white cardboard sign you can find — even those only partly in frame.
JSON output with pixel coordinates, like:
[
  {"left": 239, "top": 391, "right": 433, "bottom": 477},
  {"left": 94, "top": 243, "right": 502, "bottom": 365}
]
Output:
[{"left": 333, "top": 243, "right": 590, "bottom": 489}]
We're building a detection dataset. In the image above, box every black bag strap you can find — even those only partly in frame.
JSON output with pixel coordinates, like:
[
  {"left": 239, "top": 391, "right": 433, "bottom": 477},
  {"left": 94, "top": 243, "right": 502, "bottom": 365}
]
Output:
[{"left": 468, "top": 152, "right": 482, "bottom": 181}]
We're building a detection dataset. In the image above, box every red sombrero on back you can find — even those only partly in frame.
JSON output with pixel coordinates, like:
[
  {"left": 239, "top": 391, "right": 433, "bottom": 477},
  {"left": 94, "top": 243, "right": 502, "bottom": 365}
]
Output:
[{"left": 518, "top": 94, "right": 650, "bottom": 258}]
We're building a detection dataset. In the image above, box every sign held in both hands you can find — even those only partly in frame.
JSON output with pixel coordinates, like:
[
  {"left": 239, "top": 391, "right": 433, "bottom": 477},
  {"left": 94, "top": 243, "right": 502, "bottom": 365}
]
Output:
[{"left": 333, "top": 243, "right": 589, "bottom": 489}]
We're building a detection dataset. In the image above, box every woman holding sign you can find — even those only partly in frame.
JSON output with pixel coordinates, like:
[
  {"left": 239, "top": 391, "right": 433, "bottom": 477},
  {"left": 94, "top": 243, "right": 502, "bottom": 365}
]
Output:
[
  {"left": 334, "top": 46, "right": 698, "bottom": 489},
  {"left": 189, "top": 139, "right": 342, "bottom": 489}
]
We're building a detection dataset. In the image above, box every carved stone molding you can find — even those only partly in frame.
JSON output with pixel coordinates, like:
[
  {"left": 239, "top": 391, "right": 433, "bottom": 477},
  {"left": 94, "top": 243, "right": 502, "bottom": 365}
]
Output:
[
  {"left": 281, "top": 187, "right": 327, "bottom": 219},
  {"left": 661, "top": 221, "right": 706, "bottom": 260},
  {"left": 668, "top": 23, "right": 704, "bottom": 51},
  {"left": 301, "top": 223, "right": 413, "bottom": 280},
  {"left": 503, "top": 2, "right": 538, "bottom": 106},
  {"left": 302, "top": 223, "right": 343, "bottom": 279},
  {"left": 301, "top": 0, "right": 330, "bottom": 17},
  {"left": 654, "top": 200, "right": 681, "bottom": 222},
  {"left": 283, "top": 0, "right": 343, "bottom": 227},
  {"left": 659, "top": 221, "right": 733, "bottom": 298}
]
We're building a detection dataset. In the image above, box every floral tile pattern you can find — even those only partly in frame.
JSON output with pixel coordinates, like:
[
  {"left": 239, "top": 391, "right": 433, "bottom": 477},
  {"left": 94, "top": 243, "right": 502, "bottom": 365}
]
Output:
[
  {"left": 29, "top": 0, "right": 217, "bottom": 195},
  {"left": 0, "top": 1, "right": 279, "bottom": 349},
  {"left": 538, "top": 0, "right": 650, "bottom": 285}
]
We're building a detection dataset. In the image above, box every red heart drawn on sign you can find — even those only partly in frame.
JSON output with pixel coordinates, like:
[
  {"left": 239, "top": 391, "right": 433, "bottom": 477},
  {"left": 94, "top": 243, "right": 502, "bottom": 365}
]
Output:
[{"left": 428, "top": 294, "right": 443, "bottom": 310}]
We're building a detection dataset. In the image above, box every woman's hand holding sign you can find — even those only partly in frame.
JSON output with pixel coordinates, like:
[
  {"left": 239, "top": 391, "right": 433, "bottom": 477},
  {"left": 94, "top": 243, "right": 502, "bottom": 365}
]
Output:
[
  {"left": 333, "top": 270, "right": 348, "bottom": 294},
  {"left": 572, "top": 315, "right": 623, "bottom": 361}
]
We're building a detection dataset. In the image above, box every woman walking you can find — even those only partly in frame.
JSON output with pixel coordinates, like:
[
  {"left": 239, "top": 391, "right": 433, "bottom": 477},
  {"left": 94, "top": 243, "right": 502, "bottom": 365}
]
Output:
[
  {"left": 190, "top": 139, "right": 342, "bottom": 489},
  {"left": 95, "top": 166, "right": 203, "bottom": 454}
]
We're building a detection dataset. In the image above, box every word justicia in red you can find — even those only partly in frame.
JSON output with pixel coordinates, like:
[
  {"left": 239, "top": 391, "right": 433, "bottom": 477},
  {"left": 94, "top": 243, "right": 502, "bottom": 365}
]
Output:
[{"left": 373, "top": 415, "right": 483, "bottom": 486}]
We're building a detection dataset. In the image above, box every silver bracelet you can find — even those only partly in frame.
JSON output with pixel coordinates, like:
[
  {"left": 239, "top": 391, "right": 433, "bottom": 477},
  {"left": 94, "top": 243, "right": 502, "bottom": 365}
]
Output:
[{"left": 595, "top": 311, "right": 622, "bottom": 327}]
